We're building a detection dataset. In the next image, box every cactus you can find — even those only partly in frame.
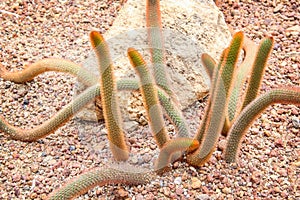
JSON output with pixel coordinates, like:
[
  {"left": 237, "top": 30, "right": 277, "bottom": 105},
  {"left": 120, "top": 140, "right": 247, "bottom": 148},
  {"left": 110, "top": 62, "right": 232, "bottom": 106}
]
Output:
[
  {"left": 1, "top": 0, "right": 300, "bottom": 199},
  {"left": 0, "top": 84, "right": 100, "bottom": 142},
  {"left": 187, "top": 32, "right": 242, "bottom": 166},
  {"left": 155, "top": 138, "right": 199, "bottom": 174},
  {"left": 224, "top": 87, "right": 300, "bottom": 163},
  {"left": 47, "top": 166, "right": 156, "bottom": 200},
  {"left": 146, "top": 0, "right": 173, "bottom": 96},
  {"left": 0, "top": 58, "right": 98, "bottom": 86}
]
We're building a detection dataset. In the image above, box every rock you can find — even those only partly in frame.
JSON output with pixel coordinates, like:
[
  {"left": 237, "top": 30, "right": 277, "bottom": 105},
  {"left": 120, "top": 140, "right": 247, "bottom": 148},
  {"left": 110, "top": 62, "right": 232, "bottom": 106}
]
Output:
[
  {"left": 292, "top": 116, "right": 300, "bottom": 128},
  {"left": 195, "top": 194, "right": 212, "bottom": 200},
  {"left": 174, "top": 177, "right": 182, "bottom": 185},
  {"left": 273, "top": 4, "right": 283, "bottom": 13},
  {"left": 285, "top": 25, "right": 300, "bottom": 34},
  {"left": 30, "top": 164, "right": 39, "bottom": 173},
  {"left": 191, "top": 177, "right": 202, "bottom": 189},
  {"left": 222, "top": 187, "right": 231, "bottom": 194},
  {"left": 75, "top": 106, "right": 98, "bottom": 122},
  {"left": 78, "top": 0, "right": 231, "bottom": 122},
  {"left": 123, "top": 120, "right": 139, "bottom": 132},
  {"left": 117, "top": 188, "right": 128, "bottom": 197},
  {"left": 12, "top": 174, "right": 21, "bottom": 182}
]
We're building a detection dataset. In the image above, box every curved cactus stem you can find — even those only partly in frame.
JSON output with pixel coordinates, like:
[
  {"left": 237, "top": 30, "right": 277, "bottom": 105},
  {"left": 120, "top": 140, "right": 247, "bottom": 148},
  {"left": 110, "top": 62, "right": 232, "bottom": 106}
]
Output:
[
  {"left": 146, "top": 0, "right": 172, "bottom": 96},
  {"left": 0, "top": 84, "right": 100, "bottom": 142},
  {"left": 224, "top": 87, "right": 300, "bottom": 163},
  {"left": 241, "top": 37, "right": 274, "bottom": 109},
  {"left": 155, "top": 138, "right": 199, "bottom": 175},
  {"left": 47, "top": 166, "right": 155, "bottom": 200},
  {"left": 0, "top": 58, "right": 97, "bottom": 86},
  {"left": 187, "top": 57, "right": 226, "bottom": 166},
  {"left": 0, "top": 74, "right": 187, "bottom": 144},
  {"left": 128, "top": 47, "right": 169, "bottom": 148},
  {"left": 90, "top": 31, "right": 129, "bottom": 161}
]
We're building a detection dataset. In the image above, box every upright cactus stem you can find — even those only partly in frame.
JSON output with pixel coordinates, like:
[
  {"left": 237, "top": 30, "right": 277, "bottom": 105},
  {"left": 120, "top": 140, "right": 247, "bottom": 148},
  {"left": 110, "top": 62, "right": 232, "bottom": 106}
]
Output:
[
  {"left": 146, "top": 0, "right": 172, "bottom": 95},
  {"left": 187, "top": 32, "right": 243, "bottom": 167},
  {"left": 222, "top": 31, "right": 243, "bottom": 97},
  {"left": 90, "top": 31, "right": 129, "bottom": 161},
  {"left": 127, "top": 47, "right": 169, "bottom": 148},
  {"left": 241, "top": 37, "right": 274, "bottom": 109},
  {"left": 195, "top": 49, "right": 228, "bottom": 144}
]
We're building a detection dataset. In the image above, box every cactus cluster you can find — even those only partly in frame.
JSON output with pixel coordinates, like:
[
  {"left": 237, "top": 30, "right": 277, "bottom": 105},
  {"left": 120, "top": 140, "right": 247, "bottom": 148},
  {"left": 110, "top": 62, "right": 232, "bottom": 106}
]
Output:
[{"left": 1, "top": 0, "right": 299, "bottom": 199}]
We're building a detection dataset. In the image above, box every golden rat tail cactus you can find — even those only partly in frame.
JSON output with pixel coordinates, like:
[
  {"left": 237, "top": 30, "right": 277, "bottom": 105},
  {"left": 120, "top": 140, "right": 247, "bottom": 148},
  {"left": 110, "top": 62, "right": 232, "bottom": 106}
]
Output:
[
  {"left": 127, "top": 47, "right": 169, "bottom": 148},
  {"left": 0, "top": 84, "right": 100, "bottom": 142},
  {"left": 225, "top": 36, "right": 274, "bottom": 133},
  {"left": 0, "top": 58, "right": 97, "bottom": 86},
  {"left": 224, "top": 87, "right": 300, "bottom": 163},
  {"left": 1, "top": 1, "right": 300, "bottom": 198},
  {"left": 47, "top": 166, "right": 155, "bottom": 200},
  {"left": 90, "top": 31, "right": 129, "bottom": 161},
  {"left": 187, "top": 32, "right": 243, "bottom": 166},
  {"left": 146, "top": 0, "right": 172, "bottom": 96}
]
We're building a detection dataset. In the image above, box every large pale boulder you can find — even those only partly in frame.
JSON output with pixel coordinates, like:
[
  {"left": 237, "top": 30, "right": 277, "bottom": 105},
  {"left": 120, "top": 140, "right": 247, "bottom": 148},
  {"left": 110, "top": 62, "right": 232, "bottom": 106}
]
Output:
[{"left": 77, "top": 0, "right": 231, "bottom": 122}]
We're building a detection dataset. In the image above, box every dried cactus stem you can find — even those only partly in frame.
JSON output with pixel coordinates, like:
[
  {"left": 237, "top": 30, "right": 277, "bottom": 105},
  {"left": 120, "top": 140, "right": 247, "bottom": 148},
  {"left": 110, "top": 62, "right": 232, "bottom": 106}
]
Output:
[
  {"left": 47, "top": 167, "right": 155, "bottom": 200},
  {"left": 90, "top": 31, "right": 129, "bottom": 161},
  {"left": 0, "top": 84, "right": 100, "bottom": 141},
  {"left": 128, "top": 47, "right": 169, "bottom": 148},
  {"left": 224, "top": 88, "right": 300, "bottom": 163}
]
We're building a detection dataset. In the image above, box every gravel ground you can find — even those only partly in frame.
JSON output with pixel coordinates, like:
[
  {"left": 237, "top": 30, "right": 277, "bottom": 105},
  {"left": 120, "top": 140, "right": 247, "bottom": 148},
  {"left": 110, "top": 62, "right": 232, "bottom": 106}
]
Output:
[{"left": 0, "top": 0, "right": 299, "bottom": 199}]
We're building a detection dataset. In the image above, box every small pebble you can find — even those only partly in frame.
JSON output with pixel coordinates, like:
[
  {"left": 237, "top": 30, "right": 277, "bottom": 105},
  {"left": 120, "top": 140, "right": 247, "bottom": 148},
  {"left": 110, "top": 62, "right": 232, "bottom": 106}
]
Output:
[{"left": 174, "top": 177, "right": 182, "bottom": 185}]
